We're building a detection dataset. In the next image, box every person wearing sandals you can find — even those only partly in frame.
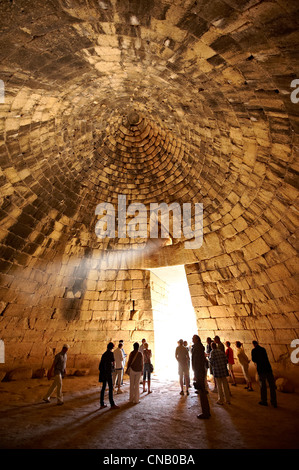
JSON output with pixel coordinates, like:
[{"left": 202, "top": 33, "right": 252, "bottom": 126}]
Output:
[
  {"left": 126, "top": 342, "right": 143, "bottom": 404},
  {"left": 235, "top": 341, "right": 253, "bottom": 392},
  {"left": 142, "top": 342, "right": 153, "bottom": 394}
]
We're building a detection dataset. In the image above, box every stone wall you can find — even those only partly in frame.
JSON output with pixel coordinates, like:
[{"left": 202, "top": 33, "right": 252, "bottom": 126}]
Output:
[
  {"left": 185, "top": 249, "right": 299, "bottom": 384},
  {"left": 0, "top": 266, "right": 154, "bottom": 374}
]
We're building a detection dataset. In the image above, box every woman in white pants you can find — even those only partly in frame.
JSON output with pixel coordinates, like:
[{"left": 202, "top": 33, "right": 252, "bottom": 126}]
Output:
[
  {"left": 126, "top": 342, "right": 143, "bottom": 404},
  {"left": 235, "top": 341, "right": 254, "bottom": 391}
]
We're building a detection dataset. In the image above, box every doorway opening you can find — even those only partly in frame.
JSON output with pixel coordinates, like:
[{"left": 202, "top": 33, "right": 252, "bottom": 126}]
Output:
[{"left": 150, "top": 265, "right": 197, "bottom": 380}]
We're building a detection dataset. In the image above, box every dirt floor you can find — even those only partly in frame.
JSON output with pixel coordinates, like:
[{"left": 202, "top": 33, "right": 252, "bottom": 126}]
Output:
[{"left": 0, "top": 373, "right": 298, "bottom": 451}]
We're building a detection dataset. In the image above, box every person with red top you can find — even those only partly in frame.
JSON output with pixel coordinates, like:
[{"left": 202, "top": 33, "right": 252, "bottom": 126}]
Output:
[{"left": 225, "top": 341, "right": 237, "bottom": 386}]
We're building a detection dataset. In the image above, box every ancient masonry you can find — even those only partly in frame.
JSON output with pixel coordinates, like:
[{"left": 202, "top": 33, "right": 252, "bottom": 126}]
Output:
[{"left": 0, "top": 0, "right": 298, "bottom": 383}]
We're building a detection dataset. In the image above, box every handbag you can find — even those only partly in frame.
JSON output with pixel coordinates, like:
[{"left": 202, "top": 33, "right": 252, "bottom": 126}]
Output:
[{"left": 149, "top": 363, "right": 154, "bottom": 373}]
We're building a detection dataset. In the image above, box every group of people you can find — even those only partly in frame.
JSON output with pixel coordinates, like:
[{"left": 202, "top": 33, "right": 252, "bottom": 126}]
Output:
[
  {"left": 176, "top": 335, "right": 277, "bottom": 419},
  {"left": 99, "top": 338, "right": 153, "bottom": 409},
  {"left": 42, "top": 335, "right": 277, "bottom": 420}
]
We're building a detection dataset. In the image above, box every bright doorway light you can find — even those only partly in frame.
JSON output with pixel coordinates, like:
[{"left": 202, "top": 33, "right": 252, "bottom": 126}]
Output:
[{"left": 150, "top": 265, "right": 197, "bottom": 380}]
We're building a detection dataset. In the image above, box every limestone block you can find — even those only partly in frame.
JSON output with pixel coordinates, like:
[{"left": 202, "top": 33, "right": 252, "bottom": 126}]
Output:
[
  {"left": 216, "top": 292, "right": 236, "bottom": 306},
  {"left": 131, "top": 289, "right": 151, "bottom": 300},
  {"left": 0, "top": 370, "right": 6, "bottom": 382},
  {"left": 192, "top": 295, "right": 215, "bottom": 307},
  {"left": 32, "top": 368, "right": 46, "bottom": 378},
  {"left": 268, "top": 312, "right": 298, "bottom": 330},
  {"left": 6, "top": 367, "right": 33, "bottom": 381},
  {"left": 130, "top": 270, "right": 144, "bottom": 279},
  {"left": 92, "top": 311, "right": 114, "bottom": 321},
  {"left": 90, "top": 300, "right": 108, "bottom": 311},
  {"left": 193, "top": 307, "right": 211, "bottom": 319},
  {"left": 243, "top": 238, "right": 270, "bottom": 260},
  {"left": 276, "top": 378, "right": 295, "bottom": 393},
  {"left": 209, "top": 305, "right": 235, "bottom": 318},
  {"left": 266, "top": 263, "right": 291, "bottom": 282},
  {"left": 101, "top": 320, "right": 121, "bottom": 331},
  {"left": 197, "top": 318, "right": 218, "bottom": 331},
  {"left": 214, "top": 317, "right": 237, "bottom": 330},
  {"left": 120, "top": 320, "right": 136, "bottom": 330},
  {"left": 74, "top": 368, "right": 90, "bottom": 376},
  {"left": 84, "top": 291, "right": 100, "bottom": 301}
]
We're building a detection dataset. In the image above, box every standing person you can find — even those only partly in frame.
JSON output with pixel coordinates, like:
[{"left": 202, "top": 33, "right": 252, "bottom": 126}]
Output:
[
  {"left": 126, "top": 342, "right": 143, "bottom": 404},
  {"left": 206, "top": 337, "right": 217, "bottom": 392},
  {"left": 183, "top": 340, "right": 191, "bottom": 380},
  {"left": 214, "top": 335, "right": 225, "bottom": 352},
  {"left": 225, "top": 341, "right": 237, "bottom": 386},
  {"left": 209, "top": 342, "right": 231, "bottom": 405},
  {"left": 235, "top": 341, "right": 253, "bottom": 391},
  {"left": 142, "top": 342, "right": 153, "bottom": 394},
  {"left": 206, "top": 337, "right": 212, "bottom": 357},
  {"left": 139, "top": 338, "right": 146, "bottom": 354},
  {"left": 112, "top": 342, "right": 124, "bottom": 394},
  {"left": 43, "top": 344, "right": 69, "bottom": 405},
  {"left": 192, "top": 335, "right": 211, "bottom": 419},
  {"left": 251, "top": 341, "right": 277, "bottom": 407},
  {"left": 175, "top": 339, "right": 190, "bottom": 396},
  {"left": 119, "top": 340, "right": 127, "bottom": 385},
  {"left": 138, "top": 339, "right": 146, "bottom": 384},
  {"left": 99, "top": 342, "right": 120, "bottom": 410}
]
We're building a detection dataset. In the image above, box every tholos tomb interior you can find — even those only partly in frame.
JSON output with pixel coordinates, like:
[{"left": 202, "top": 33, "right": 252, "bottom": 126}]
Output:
[{"left": 0, "top": 0, "right": 298, "bottom": 452}]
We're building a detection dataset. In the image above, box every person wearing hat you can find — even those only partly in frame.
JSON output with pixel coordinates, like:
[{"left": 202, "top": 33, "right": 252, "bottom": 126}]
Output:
[
  {"left": 175, "top": 339, "right": 190, "bottom": 396},
  {"left": 43, "top": 343, "right": 69, "bottom": 405}
]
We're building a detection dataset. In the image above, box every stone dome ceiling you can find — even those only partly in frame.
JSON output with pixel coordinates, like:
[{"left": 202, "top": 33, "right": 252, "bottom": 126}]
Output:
[{"left": 0, "top": 0, "right": 298, "bottom": 270}]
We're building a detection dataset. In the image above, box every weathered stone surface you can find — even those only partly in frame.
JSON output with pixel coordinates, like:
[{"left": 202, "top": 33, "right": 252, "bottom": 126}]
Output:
[
  {"left": 74, "top": 369, "right": 90, "bottom": 377},
  {"left": 276, "top": 378, "right": 295, "bottom": 393},
  {"left": 6, "top": 367, "right": 33, "bottom": 381},
  {"left": 32, "top": 368, "right": 46, "bottom": 379},
  {"left": 0, "top": 371, "right": 6, "bottom": 382}
]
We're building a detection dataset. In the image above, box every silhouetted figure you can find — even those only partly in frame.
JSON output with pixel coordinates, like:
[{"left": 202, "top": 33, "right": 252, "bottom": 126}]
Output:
[
  {"left": 139, "top": 338, "right": 146, "bottom": 354},
  {"left": 112, "top": 342, "right": 124, "bottom": 394},
  {"left": 251, "top": 341, "right": 277, "bottom": 407},
  {"left": 99, "top": 342, "right": 120, "bottom": 410},
  {"left": 206, "top": 337, "right": 217, "bottom": 392},
  {"left": 192, "top": 335, "right": 211, "bottom": 419},
  {"left": 214, "top": 335, "right": 225, "bottom": 352},
  {"left": 142, "top": 342, "right": 153, "bottom": 394},
  {"left": 209, "top": 342, "right": 231, "bottom": 405},
  {"left": 119, "top": 339, "right": 127, "bottom": 385},
  {"left": 175, "top": 339, "right": 190, "bottom": 396}
]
